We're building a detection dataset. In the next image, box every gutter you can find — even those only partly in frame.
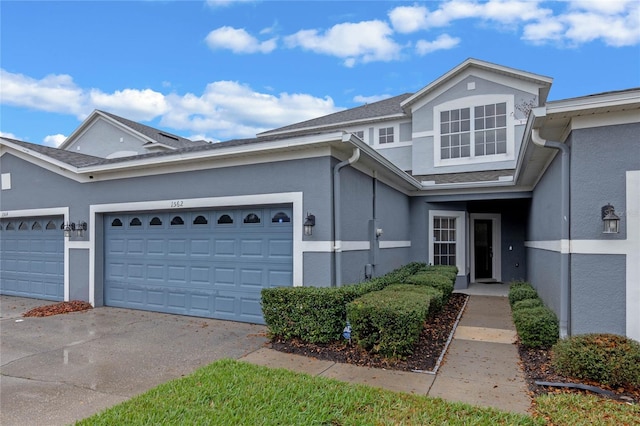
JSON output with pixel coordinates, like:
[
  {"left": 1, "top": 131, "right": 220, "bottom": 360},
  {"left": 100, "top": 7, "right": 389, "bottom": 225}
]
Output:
[
  {"left": 531, "top": 128, "right": 571, "bottom": 338},
  {"left": 333, "top": 133, "right": 361, "bottom": 287}
]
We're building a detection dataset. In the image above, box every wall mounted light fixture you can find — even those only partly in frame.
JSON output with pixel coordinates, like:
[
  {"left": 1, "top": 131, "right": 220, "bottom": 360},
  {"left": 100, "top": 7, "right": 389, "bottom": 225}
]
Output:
[
  {"left": 64, "top": 221, "right": 87, "bottom": 238},
  {"left": 303, "top": 213, "right": 315, "bottom": 236},
  {"left": 601, "top": 204, "right": 620, "bottom": 234}
]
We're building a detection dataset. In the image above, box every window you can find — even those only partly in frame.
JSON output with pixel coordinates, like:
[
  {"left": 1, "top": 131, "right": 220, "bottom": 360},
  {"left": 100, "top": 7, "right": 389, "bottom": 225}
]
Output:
[
  {"left": 474, "top": 103, "right": 507, "bottom": 156},
  {"left": 440, "top": 108, "right": 470, "bottom": 159},
  {"left": 243, "top": 213, "right": 261, "bottom": 224},
  {"left": 378, "top": 127, "right": 394, "bottom": 144},
  {"left": 150, "top": 217, "right": 162, "bottom": 226},
  {"left": 433, "top": 217, "right": 456, "bottom": 266},
  {"left": 170, "top": 216, "right": 184, "bottom": 226},
  {"left": 353, "top": 130, "right": 364, "bottom": 140},
  {"left": 271, "top": 212, "right": 290, "bottom": 223},
  {"left": 130, "top": 218, "right": 142, "bottom": 226},
  {"left": 46, "top": 220, "right": 57, "bottom": 230},
  {"left": 217, "top": 214, "right": 233, "bottom": 224},
  {"left": 193, "top": 215, "right": 208, "bottom": 225},
  {"left": 111, "top": 219, "right": 123, "bottom": 227},
  {"left": 32, "top": 222, "right": 42, "bottom": 230},
  {"left": 435, "top": 97, "right": 512, "bottom": 165}
]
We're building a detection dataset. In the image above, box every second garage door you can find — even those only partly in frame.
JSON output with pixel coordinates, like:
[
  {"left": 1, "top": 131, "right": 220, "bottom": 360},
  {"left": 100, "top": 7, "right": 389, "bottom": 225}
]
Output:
[{"left": 104, "top": 206, "right": 293, "bottom": 324}]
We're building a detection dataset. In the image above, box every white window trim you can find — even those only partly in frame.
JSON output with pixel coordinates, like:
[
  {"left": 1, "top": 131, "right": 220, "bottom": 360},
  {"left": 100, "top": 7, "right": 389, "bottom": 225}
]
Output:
[
  {"left": 434, "top": 94, "right": 516, "bottom": 167},
  {"left": 377, "top": 124, "right": 396, "bottom": 145},
  {"left": 428, "top": 210, "right": 467, "bottom": 276}
]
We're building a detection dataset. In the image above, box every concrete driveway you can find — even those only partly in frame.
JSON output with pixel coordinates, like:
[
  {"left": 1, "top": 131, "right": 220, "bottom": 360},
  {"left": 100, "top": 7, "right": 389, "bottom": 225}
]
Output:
[{"left": 0, "top": 296, "right": 268, "bottom": 425}]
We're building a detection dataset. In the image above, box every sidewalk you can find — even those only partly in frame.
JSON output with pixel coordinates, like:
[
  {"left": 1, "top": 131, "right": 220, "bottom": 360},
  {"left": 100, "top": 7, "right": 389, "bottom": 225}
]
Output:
[{"left": 240, "top": 286, "right": 531, "bottom": 414}]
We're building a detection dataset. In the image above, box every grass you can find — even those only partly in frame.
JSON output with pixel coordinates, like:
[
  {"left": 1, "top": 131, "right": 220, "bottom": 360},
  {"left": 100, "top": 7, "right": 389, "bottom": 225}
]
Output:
[
  {"left": 77, "top": 359, "right": 541, "bottom": 425},
  {"left": 533, "top": 393, "right": 640, "bottom": 426}
]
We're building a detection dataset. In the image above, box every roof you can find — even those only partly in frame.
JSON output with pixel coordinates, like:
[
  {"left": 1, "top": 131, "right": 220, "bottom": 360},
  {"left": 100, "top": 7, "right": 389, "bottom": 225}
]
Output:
[
  {"left": 414, "top": 170, "right": 515, "bottom": 184},
  {"left": 98, "top": 110, "right": 210, "bottom": 149},
  {"left": 259, "top": 93, "right": 412, "bottom": 137},
  {"left": 401, "top": 58, "right": 553, "bottom": 109},
  {"left": 1, "top": 137, "right": 106, "bottom": 167}
]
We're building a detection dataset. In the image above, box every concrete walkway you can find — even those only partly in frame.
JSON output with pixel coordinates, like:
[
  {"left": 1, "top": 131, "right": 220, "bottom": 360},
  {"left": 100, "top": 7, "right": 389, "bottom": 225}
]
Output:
[{"left": 241, "top": 285, "right": 532, "bottom": 415}]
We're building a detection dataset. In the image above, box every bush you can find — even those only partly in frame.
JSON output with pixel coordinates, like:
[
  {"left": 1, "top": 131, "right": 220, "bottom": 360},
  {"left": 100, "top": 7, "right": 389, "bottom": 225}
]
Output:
[
  {"left": 261, "top": 262, "right": 426, "bottom": 343},
  {"left": 512, "top": 306, "right": 559, "bottom": 348},
  {"left": 552, "top": 334, "right": 640, "bottom": 388},
  {"left": 346, "top": 287, "right": 430, "bottom": 357},
  {"left": 405, "top": 267, "right": 456, "bottom": 303},
  {"left": 384, "top": 284, "right": 444, "bottom": 314},
  {"left": 508, "top": 284, "right": 538, "bottom": 307},
  {"left": 512, "top": 298, "right": 543, "bottom": 311}
]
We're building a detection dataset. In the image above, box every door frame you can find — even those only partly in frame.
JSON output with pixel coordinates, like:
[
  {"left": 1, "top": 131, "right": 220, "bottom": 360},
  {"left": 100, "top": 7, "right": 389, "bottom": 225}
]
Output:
[{"left": 470, "top": 213, "right": 501, "bottom": 283}]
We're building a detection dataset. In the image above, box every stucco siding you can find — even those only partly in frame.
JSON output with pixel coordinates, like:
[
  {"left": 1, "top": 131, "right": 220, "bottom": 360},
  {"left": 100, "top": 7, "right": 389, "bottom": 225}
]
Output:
[
  {"left": 526, "top": 247, "right": 562, "bottom": 317},
  {"left": 65, "top": 118, "right": 149, "bottom": 158},
  {"left": 376, "top": 145, "right": 412, "bottom": 171},
  {"left": 570, "top": 123, "right": 640, "bottom": 240},
  {"left": 571, "top": 254, "right": 626, "bottom": 335},
  {"left": 528, "top": 152, "right": 563, "bottom": 241}
]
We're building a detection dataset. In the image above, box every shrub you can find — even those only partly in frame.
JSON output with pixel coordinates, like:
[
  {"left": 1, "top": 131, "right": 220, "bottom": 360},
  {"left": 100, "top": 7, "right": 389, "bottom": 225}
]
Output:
[
  {"left": 552, "top": 334, "right": 640, "bottom": 388},
  {"left": 512, "top": 298, "right": 543, "bottom": 311},
  {"left": 406, "top": 269, "right": 455, "bottom": 303},
  {"left": 261, "top": 262, "right": 426, "bottom": 343},
  {"left": 512, "top": 306, "right": 559, "bottom": 348},
  {"left": 384, "top": 284, "right": 444, "bottom": 314},
  {"left": 508, "top": 284, "right": 538, "bottom": 307},
  {"left": 346, "top": 287, "right": 430, "bottom": 357}
]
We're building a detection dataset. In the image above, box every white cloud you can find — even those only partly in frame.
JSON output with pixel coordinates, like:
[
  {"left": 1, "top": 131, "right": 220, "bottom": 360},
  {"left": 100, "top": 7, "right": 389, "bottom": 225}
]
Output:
[
  {"left": 285, "top": 20, "right": 403, "bottom": 67},
  {"left": 0, "top": 69, "right": 342, "bottom": 142},
  {"left": 416, "top": 34, "right": 461, "bottom": 55},
  {"left": 523, "top": 0, "right": 640, "bottom": 46},
  {"left": 0, "top": 131, "right": 17, "bottom": 140},
  {"left": 353, "top": 94, "right": 392, "bottom": 104},
  {"left": 205, "top": 26, "right": 277, "bottom": 54},
  {"left": 205, "top": 0, "right": 254, "bottom": 8},
  {"left": 42, "top": 134, "right": 66, "bottom": 148},
  {"left": 388, "top": 5, "right": 429, "bottom": 34},
  {"left": 89, "top": 88, "right": 169, "bottom": 121},
  {"left": 0, "top": 69, "right": 85, "bottom": 116}
]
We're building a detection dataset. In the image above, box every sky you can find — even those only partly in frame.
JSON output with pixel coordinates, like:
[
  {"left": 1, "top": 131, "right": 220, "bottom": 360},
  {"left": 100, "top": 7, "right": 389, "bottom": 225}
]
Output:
[{"left": 1, "top": 0, "right": 639, "bottom": 147}]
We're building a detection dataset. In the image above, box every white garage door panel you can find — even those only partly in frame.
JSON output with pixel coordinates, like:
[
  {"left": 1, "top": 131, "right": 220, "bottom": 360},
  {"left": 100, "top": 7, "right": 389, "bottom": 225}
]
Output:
[{"left": 104, "top": 207, "right": 293, "bottom": 323}]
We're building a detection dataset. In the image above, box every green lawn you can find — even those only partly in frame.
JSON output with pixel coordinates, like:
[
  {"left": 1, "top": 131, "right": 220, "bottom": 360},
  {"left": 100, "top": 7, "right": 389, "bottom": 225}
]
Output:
[{"left": 77, "top": 359, "right": 638, "bottom": 425}]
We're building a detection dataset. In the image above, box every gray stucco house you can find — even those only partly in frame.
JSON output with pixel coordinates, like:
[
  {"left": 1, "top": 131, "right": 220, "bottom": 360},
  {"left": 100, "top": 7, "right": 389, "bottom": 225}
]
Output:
[{"left": 1, "top": 59, "right": 638, "bottom": 341}]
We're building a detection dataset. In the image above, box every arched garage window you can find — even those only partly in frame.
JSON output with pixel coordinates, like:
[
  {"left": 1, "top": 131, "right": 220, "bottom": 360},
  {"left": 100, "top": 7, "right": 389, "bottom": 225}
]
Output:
[
  {"left": 171, "top": 216, "right": 184, "bottom": 226},
  {"left": 32, "top": 222, "right": 42, "bottom": 230},
  {"left": 46, "top": 220, "right": 57, "bottom": 230},
  {"left": 243, "top": 213, "right": 260, "bottom": 224},
  {"left": 111, "top": 218, "right": 123, "bottom": 227},
  {"left": 6, "top": 223, "right": 15, "bottom": 230},
  {"left": 271, "top": 212, "right": 290, "bottom": 223},
  {"left": 130, "top": 218, "right": 142, "bottom": 226},
  {"left": 193, "top": 215, "right": 208, "bottom": 225},
  {"left": 150, "top": 217, "right": 162, "bottom": 226},
  {"left": 18, "top": 222, "right": 28, "bottom": 230},
  {"left": 217, "top": 214, "right": 233, "bottom": 224}
]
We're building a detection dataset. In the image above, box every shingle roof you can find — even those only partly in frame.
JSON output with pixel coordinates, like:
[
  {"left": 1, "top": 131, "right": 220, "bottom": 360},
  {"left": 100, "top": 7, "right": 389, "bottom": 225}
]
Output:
[
  {"left": 414, "top": 170, "right": 514, "bottom": 184},
  {"left": 98, "top": 110, "right": 210, "bottom": 149},
  {"left": 2, "top": 137, "right": 106, "bottom": 168},
  {"left": 260, "top": 93, "right": 413, "bottom": 136}
]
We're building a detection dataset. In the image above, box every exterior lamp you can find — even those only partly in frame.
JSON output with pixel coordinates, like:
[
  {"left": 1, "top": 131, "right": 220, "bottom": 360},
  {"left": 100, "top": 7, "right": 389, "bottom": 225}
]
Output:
[
  {"left": 303, "top": 213, "right": 315, "bottom": 236},
  {"left": 76, "top": 221, "right": 87, "bottom": 237},
  {"left": 63, "top": 222, "right": 75, "bottom": 238},
  {"left": 601, "top": 204, "right": 620, "bottom": 234}
]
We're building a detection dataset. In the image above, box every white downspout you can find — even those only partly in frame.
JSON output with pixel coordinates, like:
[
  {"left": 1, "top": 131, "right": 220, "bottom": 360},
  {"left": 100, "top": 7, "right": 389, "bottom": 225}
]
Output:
[
  {"left": 532, "top": 128, "right": 571, "bottom": 338},
  {"left": 333, "top": 138, "right": 361, "bottom": 287}
]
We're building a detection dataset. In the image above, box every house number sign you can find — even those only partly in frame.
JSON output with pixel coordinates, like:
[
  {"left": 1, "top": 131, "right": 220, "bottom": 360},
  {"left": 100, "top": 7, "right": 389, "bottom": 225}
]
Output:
[{"left": 170, "top": 200, "right": 185, "bottom": 208}]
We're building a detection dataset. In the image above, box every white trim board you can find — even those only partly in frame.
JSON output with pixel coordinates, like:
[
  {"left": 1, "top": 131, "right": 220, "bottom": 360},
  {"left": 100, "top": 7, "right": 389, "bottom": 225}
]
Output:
[{"left": 428, "top": 210, "right": 467, "bottom": 276}]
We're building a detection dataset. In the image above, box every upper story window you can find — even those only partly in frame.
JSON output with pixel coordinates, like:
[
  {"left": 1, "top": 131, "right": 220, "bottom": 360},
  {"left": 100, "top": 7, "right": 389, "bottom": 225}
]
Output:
[
  {"left": 435, "top": 95, "right": 514, "bottom": 166},
  {"left": 378, "top": 127, "right": 394, "bottom": 144},
  {"left": 353, "top": 130, "right": 364, "bottom": 141}
]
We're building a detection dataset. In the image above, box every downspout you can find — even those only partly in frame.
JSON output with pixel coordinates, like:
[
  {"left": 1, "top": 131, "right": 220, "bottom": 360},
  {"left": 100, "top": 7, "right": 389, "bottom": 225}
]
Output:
[
  {"left": 532, "top": 128, "right": 571, "bottom": 338},
  {"left": 333, "top": 143, "right": 361, "bottom": 287}
]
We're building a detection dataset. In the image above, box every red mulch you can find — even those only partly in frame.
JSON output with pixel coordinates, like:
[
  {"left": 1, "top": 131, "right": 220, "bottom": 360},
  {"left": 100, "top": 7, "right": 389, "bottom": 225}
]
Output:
[
  {"left": 23, "top": 300, "right": 93, "bottom": 317},
  {"left": 270, "top": 293, "right": 640, "bottom": 404}
]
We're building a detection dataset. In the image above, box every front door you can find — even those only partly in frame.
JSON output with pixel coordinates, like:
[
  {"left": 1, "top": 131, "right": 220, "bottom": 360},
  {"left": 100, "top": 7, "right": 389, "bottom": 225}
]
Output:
[{"left": 474, "top": 219, "right": 493, "bottom": 279}]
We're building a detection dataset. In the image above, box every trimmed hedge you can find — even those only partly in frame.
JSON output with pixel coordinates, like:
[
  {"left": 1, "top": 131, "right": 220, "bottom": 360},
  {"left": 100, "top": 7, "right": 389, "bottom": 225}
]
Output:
[
  {"left": 513, "top": 306, "right": 559, "bottom": 348},
  {"left": 405, "top": 268, "right": 456, "bottom": 302},
  {"left": 552, "top": 333, "right": 640, "bottom": 388},
  {"left": 512, "top": 298, "right": 544, "bottom": 311},
  {"left": 508, "top": 283, "right": 538, "bottom": 307},
  {"left": 346, "top": 286, "right": 431, "bottom": 357},
  {"left": 384, "top": 284, "right": 444, "bottom": 314},
  {"left": 261, "top": 262, "right": 425, "bottom": 343}
]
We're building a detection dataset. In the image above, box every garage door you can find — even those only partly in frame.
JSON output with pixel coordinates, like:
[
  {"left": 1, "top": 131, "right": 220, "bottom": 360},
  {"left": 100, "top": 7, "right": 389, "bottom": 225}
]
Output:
[
  {"left": 0, "top": 216, "right": 64, "bottom": 301},
  {"left": 104, "top": 206, "right": 293, "bottom": 324}
]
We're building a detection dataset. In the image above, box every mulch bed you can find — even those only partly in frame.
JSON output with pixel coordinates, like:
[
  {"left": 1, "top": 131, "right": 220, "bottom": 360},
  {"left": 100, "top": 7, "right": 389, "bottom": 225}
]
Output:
[
  {"left": 23, "top": 300, "right": 93, "bottom": 317},
  {"left": 270, "top": 293, "right": 640, "bottom": 405},
  {"left": 271, "top": 293, "right": 468, "bottom": 372}
]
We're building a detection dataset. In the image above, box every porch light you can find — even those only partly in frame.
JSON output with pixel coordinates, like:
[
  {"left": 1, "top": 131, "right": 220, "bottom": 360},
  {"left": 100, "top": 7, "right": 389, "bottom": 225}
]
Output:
[
  {"left": 63, "top": 221, "right": 87, "bottom": 238},
  {"left": 601, "top": 204, "right": 620, "bottom": 234},
  {"left": 303, "top": 213, "right": 315, "bottom": 236}
]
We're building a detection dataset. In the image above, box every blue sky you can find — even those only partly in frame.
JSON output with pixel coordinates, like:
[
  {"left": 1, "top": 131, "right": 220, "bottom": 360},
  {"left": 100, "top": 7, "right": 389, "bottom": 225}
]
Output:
[{"left": 1, "top": 0, "right": 638, "bottom": 147}]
